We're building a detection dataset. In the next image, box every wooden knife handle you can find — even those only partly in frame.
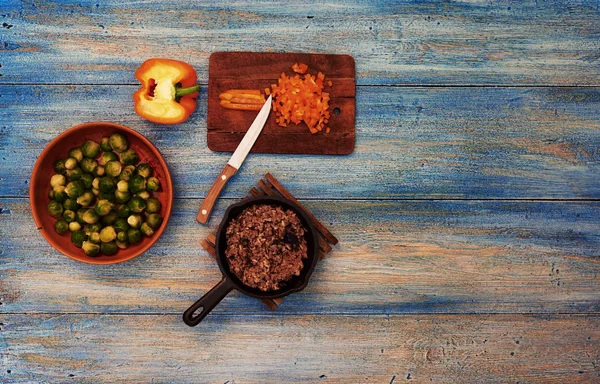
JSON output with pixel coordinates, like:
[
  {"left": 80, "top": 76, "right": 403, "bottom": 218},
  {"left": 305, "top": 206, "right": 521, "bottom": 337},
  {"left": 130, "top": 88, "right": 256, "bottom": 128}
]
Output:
[{"left": 196, "top": 164, "right": 238, "bottom": 224}]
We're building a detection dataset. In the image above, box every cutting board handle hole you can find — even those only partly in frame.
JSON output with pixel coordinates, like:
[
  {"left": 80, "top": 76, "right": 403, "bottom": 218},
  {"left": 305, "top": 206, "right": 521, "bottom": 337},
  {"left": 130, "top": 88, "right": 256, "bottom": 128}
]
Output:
[{"left": 333, "top": 107, "right": 341, "bottom": 115}]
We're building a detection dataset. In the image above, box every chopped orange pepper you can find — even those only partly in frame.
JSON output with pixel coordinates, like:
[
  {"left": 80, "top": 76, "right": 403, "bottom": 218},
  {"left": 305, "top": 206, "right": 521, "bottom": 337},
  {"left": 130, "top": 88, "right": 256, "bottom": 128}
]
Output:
[{"left": 292, "top": 63, "right": 309, "bottom": 74}]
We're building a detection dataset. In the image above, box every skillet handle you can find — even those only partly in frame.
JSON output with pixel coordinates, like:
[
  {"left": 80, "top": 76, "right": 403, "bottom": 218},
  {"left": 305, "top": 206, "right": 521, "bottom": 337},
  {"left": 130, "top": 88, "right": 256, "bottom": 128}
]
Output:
[{"left": 183, "top": 277, "right": 235, "bottom": 327}]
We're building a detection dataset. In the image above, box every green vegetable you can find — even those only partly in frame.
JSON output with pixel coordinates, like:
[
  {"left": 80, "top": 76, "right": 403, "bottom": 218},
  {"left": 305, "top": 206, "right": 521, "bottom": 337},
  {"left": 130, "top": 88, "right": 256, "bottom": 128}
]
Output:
[
  {"left": 116, "top": 180, "right": 129, "bottom": 192},
  {"left": 79, "top": 173, "right": 94, "bottom": 190},
  {"left": 116, "top": 240, "right": 128, "bottom": 249},
  {"left": 117, "top": 231, "right": 128, "bottom": 243},
  {"left": 98, "top": 191, "right": 115, "bottom": 202},
  {"left": 146, "top": 177, "right": 160, "bottom": 192},
  {"left": 140, "top": 222, "right": 154, "bottom": 237},
  {"left": 63, "top": 198, "right": 81, "bottom": 211},
  {"left": 100, "top": 241, "right": 118, "bottom": 255},
  {"left": 115, "top": 190, "right": 131, "bottom": 204},
  {"left": 119, "top": 165, "right": 136, "bottom": 181},
  {"left": 47, "top": 200, "right": 64, "bottom": 218},
  {"left": 100, "top": 137, "right": 112, "bottom": 152},
  {"left": 129, "top": 175, "right": 146, "bottom": 194},
  {"left": 68, "top": 148, "right": 83, "bottom": 162},
  {"left": 50, "top": 174, "right": 66, "bottom": 188},
  {"left": 53, "top": 186, "right": 67, "bottom": 203},
  {"left": 100, "top": 226, "right": 117, "bottom": 242},
  {"left": 120, "top": 148, "right": 139, "bottom": 166},
  {"left": 85, "top": 223, "right": 103, "bottom": 234},
  {"left": 82, "top": 241, "right": 100, "bottom": 257},
  {"left": 92, "top": 188, "right": 100, "bottom": 196},
  {"left": 64, "top": 157, "right": 78, "bottom": 170},
  {"left": 109, "top": 133, "right": 128, "bottom": 153},
  {"left": 98, "top": 176, "right": 116, "bottom": 192},
  {"left": 128, "top": 196, "right": 146, "bottom": 213},
  {"left": 71, "top": 230, "right": 87, "bottom": 248},
  {"left": 127, "top": 228, "right": 142, "bottom": 244},
  {"left": 113, "top": 218, "right": 130, "bottom": 233},
  {"left": 95, "top": 165, "right": 105, "bottom": 177},
  {"left": 63, "top": 210, "right": 76, "bottom": 223},
  {"left": 101, "top": 211, "right": 118, "bottom": 226},
  {"left": 81, "top": 140, "right": 101, "bottom": 158},
  {"left": 54, "top": 219, "right": 69, "bottom": 234},
  {"left": 65, "top": 181, "right": 84, "bottom": 198},
  {"left": 80, "top": 158, "right": 98, "bottom": 174},
  {"left": 117, "top": 205, "right": 130, "bottom": 218},
  {"left": 105, "top": 161, "right": 122, "bottom": 177},
  {"left": 95, "top": 199, "right": 113, "bottom": 216},
  {"left": 145, "top": 197, "right": 161, "bottom": 213},
  {"left": 54, "top": 159, "right": 67, "bottom": 174},
  {"left": 146, "top": 213, "right": 163, "bottom": 229},
  {"left": 66, "top": 167, "right": 83, "bottom": 181},
  {"left": 137, "top": 191, "right": 150, "bottom": 200},
  {"left": 75, "top": 208, "right": 87, "bottom": 224},
  {"left": 76, "top": 191, "right": 95, "bottom": 207},
  {"left": 127, "top": 214, "right": 142, "bottom": 229},
  {"left": 100, "top": 151, "right": 118, "bottom": 164},
  {"left": 69, "top": 221, "right": 81, "bottom": 232},
  {"left": 48, "top": 189, "right": 56, "bottom": 200},
  {"left": 136, "top": 163, "right": 152, "bottom": 178},
  {"left": 89, "top": 232, "right": 101, "bottom": 244},
  {"left": 82, "top": 209, "right": 99, "bottom": 224}
]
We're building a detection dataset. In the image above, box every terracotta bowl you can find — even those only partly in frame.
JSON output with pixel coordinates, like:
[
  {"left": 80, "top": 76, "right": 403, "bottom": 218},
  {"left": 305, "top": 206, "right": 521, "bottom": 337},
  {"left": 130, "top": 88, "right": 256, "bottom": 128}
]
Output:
[{"left": 30, "top": 122, "right": 174, "bottom": 264}]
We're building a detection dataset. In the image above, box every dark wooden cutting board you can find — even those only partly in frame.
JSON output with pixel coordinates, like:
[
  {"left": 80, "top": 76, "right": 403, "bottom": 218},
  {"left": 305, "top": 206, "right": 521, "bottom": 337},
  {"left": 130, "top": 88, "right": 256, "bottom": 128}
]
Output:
[{"left": 207, "top": 52, "right": 355, "bottom": 155}]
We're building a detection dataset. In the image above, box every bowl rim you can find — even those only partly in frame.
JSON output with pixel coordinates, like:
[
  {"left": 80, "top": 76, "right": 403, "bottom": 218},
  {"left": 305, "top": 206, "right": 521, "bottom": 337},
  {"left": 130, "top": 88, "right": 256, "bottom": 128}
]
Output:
[{"left": 29, "top": 121, "right": 174, "bottom": 265}]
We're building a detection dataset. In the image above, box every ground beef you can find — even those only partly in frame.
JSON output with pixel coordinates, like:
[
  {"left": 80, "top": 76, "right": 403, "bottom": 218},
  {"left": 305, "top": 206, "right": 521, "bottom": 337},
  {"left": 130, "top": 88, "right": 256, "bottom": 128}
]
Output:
[{"left": 225, "top": 204, "right": 308, "bottom": 291}]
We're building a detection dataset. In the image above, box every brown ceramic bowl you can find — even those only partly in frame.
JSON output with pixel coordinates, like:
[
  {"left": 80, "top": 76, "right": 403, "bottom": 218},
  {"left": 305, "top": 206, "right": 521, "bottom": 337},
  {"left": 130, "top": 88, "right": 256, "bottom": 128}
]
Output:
[{"left": 30, "top": 122, "right": 174, "bottom": 264}]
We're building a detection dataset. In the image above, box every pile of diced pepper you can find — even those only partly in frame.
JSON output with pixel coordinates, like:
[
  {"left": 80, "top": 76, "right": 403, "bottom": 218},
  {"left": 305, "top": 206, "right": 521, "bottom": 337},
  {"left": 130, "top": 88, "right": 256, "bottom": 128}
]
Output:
[{"left": 47, "top": 133, "right": 163, "bottom": 257}]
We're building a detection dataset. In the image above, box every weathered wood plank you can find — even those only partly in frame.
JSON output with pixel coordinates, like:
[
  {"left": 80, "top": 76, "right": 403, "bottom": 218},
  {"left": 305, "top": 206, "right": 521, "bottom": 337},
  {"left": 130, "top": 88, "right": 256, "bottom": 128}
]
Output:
[
  {"left": 1, "top": 1, "right": 599, "bottom": 85},
  {"left": 1, "top": 85, "right": 599, "bottom": 199},
  {"left": 2, "top": 198, "right": 599, "bottom": 315},
  {"left": 1, "top": 313, "right": 599, "bottom": 383}
]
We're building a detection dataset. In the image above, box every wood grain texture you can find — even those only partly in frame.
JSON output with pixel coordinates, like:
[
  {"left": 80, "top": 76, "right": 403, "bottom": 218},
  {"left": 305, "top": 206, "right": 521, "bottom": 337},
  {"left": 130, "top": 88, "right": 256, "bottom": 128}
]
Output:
[
  {"left": 2, "top": 198, "right": 599, "bottom": 315},
  {"left": 1, "top": 314, "right": 599, "bottom": 383},
  {"left": 0, "top": 1, "right": 599, "bottom": 85},
  {"left": 1, "top": 85, "right": 599, "bottom": 199}
]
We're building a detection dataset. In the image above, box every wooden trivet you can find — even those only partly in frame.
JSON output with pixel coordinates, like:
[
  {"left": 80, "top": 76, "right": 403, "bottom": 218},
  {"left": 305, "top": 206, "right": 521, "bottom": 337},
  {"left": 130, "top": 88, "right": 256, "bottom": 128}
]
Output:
[{"left": 200, "top": 173, "right": 338, "bottom": 310}]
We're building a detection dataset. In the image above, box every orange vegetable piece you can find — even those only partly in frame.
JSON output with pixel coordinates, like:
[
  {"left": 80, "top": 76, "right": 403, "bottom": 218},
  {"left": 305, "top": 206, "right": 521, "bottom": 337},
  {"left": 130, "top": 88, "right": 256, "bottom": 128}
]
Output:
[{"left": 292, "top": 63, "right": 308, "bottom": 74}]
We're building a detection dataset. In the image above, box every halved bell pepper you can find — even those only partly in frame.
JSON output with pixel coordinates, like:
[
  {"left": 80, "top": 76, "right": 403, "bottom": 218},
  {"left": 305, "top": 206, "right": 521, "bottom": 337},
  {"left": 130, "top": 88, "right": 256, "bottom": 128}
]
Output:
[{"left": 133, "top": 58, "right": 200, "bottom": 124}]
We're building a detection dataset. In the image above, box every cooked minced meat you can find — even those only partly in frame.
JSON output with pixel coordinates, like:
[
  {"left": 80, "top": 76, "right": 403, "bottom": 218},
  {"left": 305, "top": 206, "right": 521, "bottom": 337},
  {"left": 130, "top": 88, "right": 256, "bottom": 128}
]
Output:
[{"left": 225, "top": 204, "right": 308, "bottom": 291}]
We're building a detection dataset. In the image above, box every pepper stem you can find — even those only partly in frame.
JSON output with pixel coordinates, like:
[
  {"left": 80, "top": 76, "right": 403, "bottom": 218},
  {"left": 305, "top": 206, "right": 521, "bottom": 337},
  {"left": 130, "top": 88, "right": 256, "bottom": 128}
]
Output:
[{"left": 175, "top": 84, "right": 200, "bottom": 98}]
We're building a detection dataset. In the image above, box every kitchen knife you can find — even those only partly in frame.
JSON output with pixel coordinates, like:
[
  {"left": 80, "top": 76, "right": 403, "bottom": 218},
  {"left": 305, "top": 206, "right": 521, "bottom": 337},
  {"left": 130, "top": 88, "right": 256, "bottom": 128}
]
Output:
[{"left": 196, "top": 95, "right": 272, "bottom": 224}]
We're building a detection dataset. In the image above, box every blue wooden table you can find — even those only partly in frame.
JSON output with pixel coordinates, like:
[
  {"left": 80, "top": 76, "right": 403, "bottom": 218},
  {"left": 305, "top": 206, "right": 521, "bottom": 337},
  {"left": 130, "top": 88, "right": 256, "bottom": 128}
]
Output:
[{"left": 1, "top": 1, "right": 600, "bottom": 382}]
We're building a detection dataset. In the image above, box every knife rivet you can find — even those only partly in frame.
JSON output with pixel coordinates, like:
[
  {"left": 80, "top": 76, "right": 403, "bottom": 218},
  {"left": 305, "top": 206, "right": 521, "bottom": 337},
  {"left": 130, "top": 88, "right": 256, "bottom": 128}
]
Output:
[
  {"left": 221, "top": 175, "right": 227, "bottom": 180},
  {"left": 202, "top": 209, "right": 207, "bottom": 215}
]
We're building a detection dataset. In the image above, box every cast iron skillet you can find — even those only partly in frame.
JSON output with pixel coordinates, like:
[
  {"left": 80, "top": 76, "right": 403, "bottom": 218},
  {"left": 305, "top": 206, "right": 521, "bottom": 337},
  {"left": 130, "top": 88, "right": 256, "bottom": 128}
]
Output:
[{"left": 183, "top": 196, "right": 319, "bottom": 326}]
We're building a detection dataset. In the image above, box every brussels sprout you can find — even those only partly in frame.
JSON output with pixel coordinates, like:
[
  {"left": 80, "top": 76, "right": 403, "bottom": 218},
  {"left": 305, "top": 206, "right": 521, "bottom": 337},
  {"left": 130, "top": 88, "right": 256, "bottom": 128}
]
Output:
[
  {"left": 50, "top": 174, "right": 66, "bottom": 188},
  {"left": 105, "top": 161, "right": 122, "bottom": 177},
  {"left": 47, "top": 200, "right": 63, "bottom": 218},
  {"left": 145, "top": 197, "right": 161, "bottom": 213},
  {"left": 66, "top": 167, "right": 83, "bottom": 181},
  {"left": 129, "top": 175, "right": 146, "bottom": 194},
  {"left": 119, "top": 165, "right": 136, "bottom": 181},
  {"left": 69, "top": 221, "right": 81, "bottom": 232},
  {"left": 115, "top": 190, "right": 131, "bottom": 204},
  {"left": 80, "top": 158, "right": 98, "bottom": 174},
  {"left": 116, "top": 180, "right": 129, "bottom": 193},
  {"left": 80, "top": 173, "right": 94, "bottom": 190},
  {"left": 136, "top": 163, "right": 152, "bottom": 178},
  {"left": 128, "top": 196, "right": 146, "bottom": 213},
  {"left": 53, "top": 185, "right": 67, "bottom": 203},
  {"left": 54, "top": 219, "right": 69, "bottom": 235},
  {"left": 65, "top": 181, "right": 84, "bottom": 198},
  {"left": 82, "top": 209, "right": 99, "bottom": 224},
  {"left": 127, "top": 214, "right": 142, "bottom": 229},
  {"left": 63, "top": 198, "right": 81, "bottom": 211},
  {"left": 71, "top": 230, "right": 87, "bottom": 248},
  {"left": 75, "top": 208, "right": 87, "bottom": 224},
  {"left": 100, "top": 151, "right": 118, "bottom": 165},
  {"left": 146, "top": 213, "right": 163, "bottom": 229},
  {"left": 100, "top": 241, "right": 118, "bottom": 256},
  {"left": 116, "top": 240, "right": 128, "bottom": 249},
  {"left": 140, "top": 222, "right": 154, "bottom": 237},
  {"left": 117, "top": 205, "right": 130, "bottom": 218},
  {"left": 95, "top": 199, "right": 113, "bottom": 216},
  {"left": 113, "top": 218, "right": 130, "bottom": 233},
  {"left": 127, "top": 228, "right": 142, "bottom": 244},
  {"left": 82, "top": 140, "right": 101, "bottom": 158},
  {"left": 98, "top": 176, "right": 116, "bottom": 192},
  {"left": 146, "top": 177, "right": 160, "bottom": 192},
  {"left": 89, "top": 232, "right": 101, "bottom": 244},
  {"left": 137, "top": 191, "right": 150, "bottom": 200},
  {"left": 92, "top": 188, "right": 100, "bottom": 196},
  {"left": 91, "top": 177, "right": 99, "bottom": 189},
  {"left": 109, "top": 133, "right": 128, "bottom": 153},
  {"left": 82, "top": 241, "right": 100, "bottom": 257},
  {"left": 68, "top": 147, "right": 83, "bottom": 162},
  {"left": 63, "top": 210, "right": 76, "bottom": 223},
  {"left": 48, "top": 189, "right": 56, "bottom": 200},
  {"left": 95, "top": 165, "right": 105, "bottom": 177},
  {"left": 77, "top": 191, "right": 95, "bottom": 207},
  {"left": 54, "top": 159, "right": 67, "bottom": 174},
  {"left": 120, "top": 148, "right": 138, "bottom": 166},
  {"left": 85, "top": 223, "right": 103, "bottom": 234},
  {"left": 100, "top": 226, "right": 117, "bottom": 242},
  {"left": 64, "top": 157, "right": 78, "bottom": 170},
  {"left": 98, "top": 190, "right": 115, "bottom": 203},
  {"left": 100, "top": 137, "right": 112, "bottom": 152},
  {"left": 101, "top": 211, "right": 118, "bottom": 226},
  {"left": 117, "top": 231, "right": 128, "bottom": 243}
]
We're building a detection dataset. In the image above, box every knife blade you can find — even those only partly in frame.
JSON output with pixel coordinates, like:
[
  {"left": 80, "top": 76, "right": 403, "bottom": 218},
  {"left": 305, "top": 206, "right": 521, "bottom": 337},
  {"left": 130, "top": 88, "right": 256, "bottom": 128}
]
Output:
[{"left": 196, "top": 94, "right": 272, "bottom": 224}]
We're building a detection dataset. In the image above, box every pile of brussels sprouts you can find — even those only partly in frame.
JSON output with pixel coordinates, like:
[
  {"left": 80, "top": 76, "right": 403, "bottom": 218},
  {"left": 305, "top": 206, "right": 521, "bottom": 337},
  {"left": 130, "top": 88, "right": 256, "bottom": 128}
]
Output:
[{"left": 47, "top": 132, "right": 163, "bottom": 257}]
